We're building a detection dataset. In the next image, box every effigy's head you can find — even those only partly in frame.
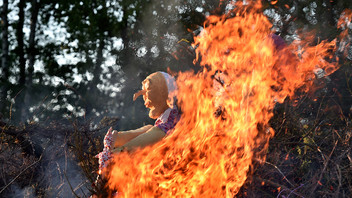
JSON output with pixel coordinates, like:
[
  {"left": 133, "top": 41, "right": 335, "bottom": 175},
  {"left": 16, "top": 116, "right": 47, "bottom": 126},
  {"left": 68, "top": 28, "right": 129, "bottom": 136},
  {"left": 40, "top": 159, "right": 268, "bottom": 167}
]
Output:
[{"left": 133, "top": 72, "right": 177, "bottom": 119}]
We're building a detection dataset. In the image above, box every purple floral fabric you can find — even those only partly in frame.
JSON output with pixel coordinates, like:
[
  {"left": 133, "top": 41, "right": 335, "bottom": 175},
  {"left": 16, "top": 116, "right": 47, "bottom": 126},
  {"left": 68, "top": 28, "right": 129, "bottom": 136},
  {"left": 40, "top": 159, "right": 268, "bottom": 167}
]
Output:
[
  {"left": 154, "top": 107, "right": 180, "bottom": 135},
  {"left": 95, "top": 127, "right": 113, "bottom": 174}
]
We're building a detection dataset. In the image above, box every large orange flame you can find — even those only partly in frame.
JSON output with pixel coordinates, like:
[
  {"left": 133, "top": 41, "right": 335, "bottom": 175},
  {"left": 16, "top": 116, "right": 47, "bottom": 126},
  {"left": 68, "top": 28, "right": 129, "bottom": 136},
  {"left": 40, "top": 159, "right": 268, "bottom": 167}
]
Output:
[{"left": 108, "top": 1, "right": 337, "bottom": 197}]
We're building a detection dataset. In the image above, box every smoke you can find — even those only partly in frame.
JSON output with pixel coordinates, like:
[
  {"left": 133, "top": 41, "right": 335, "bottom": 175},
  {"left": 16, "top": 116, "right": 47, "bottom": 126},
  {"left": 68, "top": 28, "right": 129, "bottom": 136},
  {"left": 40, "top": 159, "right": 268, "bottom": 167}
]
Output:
[
  {"left": 7, "top": 185, "right": 35, "bottom": 198},
  {"left": 33, "top": 126, "right": 90, "bottom": 197},
  {"left": 37, "top": 142, "right": 89, "bottom": 197},
  {"left": 0, "top": 123, "right": 90, "bottom": 198}
]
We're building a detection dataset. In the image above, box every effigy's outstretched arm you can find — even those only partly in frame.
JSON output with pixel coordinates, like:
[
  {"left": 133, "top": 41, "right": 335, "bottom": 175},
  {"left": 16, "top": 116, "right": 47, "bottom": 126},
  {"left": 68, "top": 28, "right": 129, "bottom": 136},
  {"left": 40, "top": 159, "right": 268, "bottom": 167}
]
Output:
[
  {"left": 112, "top": 126, "right": 165, "bottom": 153},
  {"left": 111, "top": 125, "right": 153, "bottom": 148}
]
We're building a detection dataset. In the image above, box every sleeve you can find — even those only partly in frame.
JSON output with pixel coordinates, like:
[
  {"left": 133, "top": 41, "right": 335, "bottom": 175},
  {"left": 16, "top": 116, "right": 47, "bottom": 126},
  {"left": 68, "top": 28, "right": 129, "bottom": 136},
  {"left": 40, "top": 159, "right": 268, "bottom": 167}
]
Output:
[
  {"left": 95, "top": 128, "right": 114, "bottom": 174},
  {"left": 155, "top": 108, "right": 179, "bottom": 134}
]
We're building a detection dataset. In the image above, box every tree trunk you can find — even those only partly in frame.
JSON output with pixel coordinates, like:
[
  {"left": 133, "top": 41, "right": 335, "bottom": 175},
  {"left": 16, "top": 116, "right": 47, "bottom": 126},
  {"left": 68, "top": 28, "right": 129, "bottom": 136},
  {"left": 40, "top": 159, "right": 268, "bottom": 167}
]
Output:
[
  {"left": 85, "top": 38, "right": 105, "bottom": 118},
  {"left": 27, "top": 0, "right": 39, "bottom": 85},
  {"left": 17, "top": 0, "right": 26, "bottom": 86},
  {"left": 16, "top": 0, "right": 26, "bottom": 121},
  {"left": 22, "top": 0, "right": 40, "bottom": 122},
  {"left": 92, "top": 38, "right": 105, "bottom": 87},
  {"left": 0, "top": 0, "right": 10, "bottom": 113}
]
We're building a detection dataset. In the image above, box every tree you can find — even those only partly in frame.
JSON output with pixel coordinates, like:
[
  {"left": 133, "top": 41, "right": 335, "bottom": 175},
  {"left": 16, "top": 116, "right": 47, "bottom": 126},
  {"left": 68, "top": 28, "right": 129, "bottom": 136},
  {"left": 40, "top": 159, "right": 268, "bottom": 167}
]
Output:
[
  {"left": 0, "top": 0, "right": 350, "bottom": 127},
  {"left": 14, "top": 0, "right": 27, "bottom": 120},
  {"left": 17, "top": 0, "right": 26, "bottom": 86},
  {"left": 0, "top": 0, "right": 10, "bottom": 113},
  {"left": 21, "top": 0, "right": 41, "bottom": 122}
]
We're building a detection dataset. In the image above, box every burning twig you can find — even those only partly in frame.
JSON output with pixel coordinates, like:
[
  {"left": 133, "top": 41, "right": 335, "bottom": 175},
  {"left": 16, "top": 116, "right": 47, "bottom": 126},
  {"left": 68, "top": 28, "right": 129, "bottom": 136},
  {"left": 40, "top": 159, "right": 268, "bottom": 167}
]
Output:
[
  {"left": 177, "top": 38, "right": 196, "bottom": 56},
  {"left": 253, "top": 177, "right": 305, "bottom": 198}
]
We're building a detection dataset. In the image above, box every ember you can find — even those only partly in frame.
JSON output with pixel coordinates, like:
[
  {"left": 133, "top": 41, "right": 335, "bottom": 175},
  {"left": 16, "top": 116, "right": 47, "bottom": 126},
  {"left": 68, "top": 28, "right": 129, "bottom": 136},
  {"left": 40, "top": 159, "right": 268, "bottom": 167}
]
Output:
[{"left": 108, "top": 1, "right": 337, "bottom": 197}]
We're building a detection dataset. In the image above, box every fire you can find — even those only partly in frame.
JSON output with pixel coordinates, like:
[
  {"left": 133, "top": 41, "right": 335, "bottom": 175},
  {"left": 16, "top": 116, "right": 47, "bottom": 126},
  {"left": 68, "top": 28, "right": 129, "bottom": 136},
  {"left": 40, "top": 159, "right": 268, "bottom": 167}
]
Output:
[{"left": 108, "top": 1, "right": 337, "bottom": 197}]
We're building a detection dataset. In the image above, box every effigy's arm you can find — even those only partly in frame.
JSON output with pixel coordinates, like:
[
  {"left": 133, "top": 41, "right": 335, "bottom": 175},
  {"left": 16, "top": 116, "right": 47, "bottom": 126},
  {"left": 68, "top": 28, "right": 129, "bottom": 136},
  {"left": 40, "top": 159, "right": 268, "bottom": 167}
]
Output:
[
  {"left": 112, "top": 126, "right": 165, "bottom": 153},
  {"left": 111, "top": 124, "right": 153, "bottom": 148}
]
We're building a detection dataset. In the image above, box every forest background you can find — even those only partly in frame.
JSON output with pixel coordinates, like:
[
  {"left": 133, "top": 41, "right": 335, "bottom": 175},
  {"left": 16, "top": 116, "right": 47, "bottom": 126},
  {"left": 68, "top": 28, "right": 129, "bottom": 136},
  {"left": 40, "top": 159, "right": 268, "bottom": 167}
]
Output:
[{"left": 0, "top": 0, "right": 352, "bottom": 197}]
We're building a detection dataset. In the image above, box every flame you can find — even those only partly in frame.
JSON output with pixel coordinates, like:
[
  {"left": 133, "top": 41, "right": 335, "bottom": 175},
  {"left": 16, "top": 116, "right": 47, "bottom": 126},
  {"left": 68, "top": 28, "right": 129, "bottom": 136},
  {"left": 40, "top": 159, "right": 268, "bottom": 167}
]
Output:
[
  {"left": 270, "top": 0, "right": 278, "bottom": 5},
  {"left": 108, "top": 1, "right": 337, "bottom": 197}
]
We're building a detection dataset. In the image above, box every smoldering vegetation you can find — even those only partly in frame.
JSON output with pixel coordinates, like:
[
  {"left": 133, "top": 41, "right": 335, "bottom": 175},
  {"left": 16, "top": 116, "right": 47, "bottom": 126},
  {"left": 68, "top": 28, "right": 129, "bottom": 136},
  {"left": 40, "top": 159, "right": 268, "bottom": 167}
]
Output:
[
  {"left": 0, "top": 117, "right": 118, "bottom": 197},
  {"left": 240, "top": 66, "right": 352, "bottom": 197}
]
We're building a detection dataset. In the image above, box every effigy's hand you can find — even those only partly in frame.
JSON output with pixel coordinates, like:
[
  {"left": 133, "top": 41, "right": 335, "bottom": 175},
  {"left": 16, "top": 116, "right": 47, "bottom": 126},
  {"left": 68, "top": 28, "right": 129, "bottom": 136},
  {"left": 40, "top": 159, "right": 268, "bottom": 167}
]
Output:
[{"left": 111, "top": 130, "right": 124, "bottom": 148}]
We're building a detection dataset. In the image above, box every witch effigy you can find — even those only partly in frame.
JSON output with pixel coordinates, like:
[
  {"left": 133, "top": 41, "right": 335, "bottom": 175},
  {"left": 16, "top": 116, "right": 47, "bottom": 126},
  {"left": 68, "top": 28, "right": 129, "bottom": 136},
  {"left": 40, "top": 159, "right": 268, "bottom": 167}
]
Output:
[{"left": 96, "top": 71, "right": 180, "bottom": 175}]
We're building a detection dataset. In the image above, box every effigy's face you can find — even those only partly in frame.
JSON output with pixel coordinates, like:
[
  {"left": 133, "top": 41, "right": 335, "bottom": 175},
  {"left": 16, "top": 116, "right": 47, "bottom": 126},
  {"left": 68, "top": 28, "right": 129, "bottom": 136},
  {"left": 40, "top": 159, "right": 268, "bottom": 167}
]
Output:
[{"left": 141, "top": 72, "right": 169, "bottom": 119}]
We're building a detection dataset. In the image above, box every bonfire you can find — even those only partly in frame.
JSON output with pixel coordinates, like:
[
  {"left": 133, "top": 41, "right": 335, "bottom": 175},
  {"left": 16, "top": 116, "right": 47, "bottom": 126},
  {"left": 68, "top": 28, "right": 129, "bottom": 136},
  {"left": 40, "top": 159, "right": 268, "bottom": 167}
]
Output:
[{"left": 105, "top": 1, "right": 340, "bottom": 197}]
